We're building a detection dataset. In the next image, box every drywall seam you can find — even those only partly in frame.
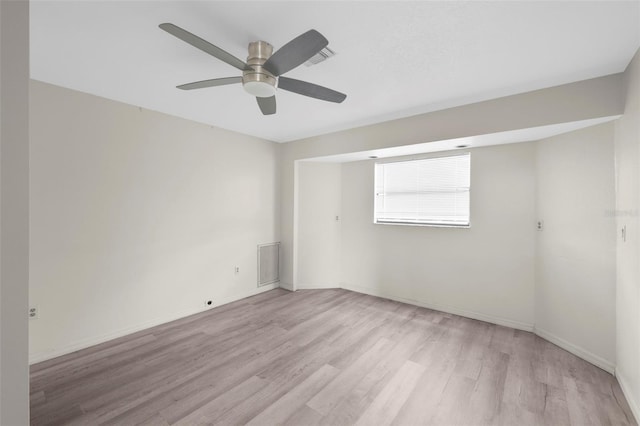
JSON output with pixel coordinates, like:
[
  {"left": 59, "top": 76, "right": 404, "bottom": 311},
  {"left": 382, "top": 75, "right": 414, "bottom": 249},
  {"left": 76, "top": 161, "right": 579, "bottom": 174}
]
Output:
[
  {"left": 534, "top": 327, "right": 615, "bottom": 374},
  {"left": 29, "top": 283, "right": 278, "bottom": 364},
  {"left": 340, "top": 283, "right": 534, "bottom": 332},
  {"left": 617, "top": 369, "right": 640, "bottom": 424}
]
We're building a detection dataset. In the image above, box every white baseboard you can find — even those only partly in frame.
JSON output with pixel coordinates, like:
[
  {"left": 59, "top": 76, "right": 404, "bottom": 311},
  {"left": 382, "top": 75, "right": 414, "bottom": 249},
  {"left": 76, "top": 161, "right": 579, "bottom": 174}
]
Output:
[
  {"left": 340, "top": 284, "right": 617, "bottom": 375},
  {"left": 340, "top": 283, "right": 534, "bottom": 332},
  {"left": 533, "top": 327, "right": 615, "bottom": 374},
  {"left": 279, "top": 282, "right": 294, "bottom": 291},
  {"left": 29, "top": 283, "right": 278, "bottom": 365},
  {"left": 616, "top": 369, "right": 640, "bottom": 424},
  {"left": 296, "top": 283, "right": 340, "bottom": 290},
  {"left": 31, "top": 282, "right": 623, "bottom": 394}
]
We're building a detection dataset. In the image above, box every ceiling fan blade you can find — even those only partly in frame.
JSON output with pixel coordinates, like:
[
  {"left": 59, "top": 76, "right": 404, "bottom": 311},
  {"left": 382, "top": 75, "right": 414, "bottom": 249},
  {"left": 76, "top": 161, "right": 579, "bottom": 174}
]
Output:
[
  {"left": 263, "top": 30, "right": 328, "bottom": 76},
  {"left": 257, "top": 96, "right": 276, "bottom": 115},
  {"left": 177, "top": 76, "right": 242, "bottom": 90},
  {"left": 159, "top": 23, "right": 251, "bottom": 72},
  {"left": 278, "top": 77, "right": 346, "bottom": 103}
]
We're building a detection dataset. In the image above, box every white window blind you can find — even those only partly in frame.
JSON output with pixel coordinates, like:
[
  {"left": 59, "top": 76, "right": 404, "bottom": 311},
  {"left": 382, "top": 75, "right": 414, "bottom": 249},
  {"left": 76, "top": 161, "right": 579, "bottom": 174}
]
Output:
[{"left": 374, "top": 153, "right": 470, "bottom": 227}]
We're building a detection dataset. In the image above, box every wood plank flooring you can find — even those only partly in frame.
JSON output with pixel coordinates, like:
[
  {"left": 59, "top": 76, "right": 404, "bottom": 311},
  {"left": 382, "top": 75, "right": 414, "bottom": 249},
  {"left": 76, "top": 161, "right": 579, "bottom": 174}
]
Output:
[{"left": 30, "top": 289, "right": 637, "bottom": 426}]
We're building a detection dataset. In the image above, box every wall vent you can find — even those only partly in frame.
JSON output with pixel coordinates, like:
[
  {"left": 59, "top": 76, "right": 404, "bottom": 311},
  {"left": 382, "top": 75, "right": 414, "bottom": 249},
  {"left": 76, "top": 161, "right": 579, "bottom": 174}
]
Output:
[
  {"left": 304, "top": 47, "right": 336, "bottom": 66},
  {"left": 258, "top": 242, "right": 280, "bottom": 287}
]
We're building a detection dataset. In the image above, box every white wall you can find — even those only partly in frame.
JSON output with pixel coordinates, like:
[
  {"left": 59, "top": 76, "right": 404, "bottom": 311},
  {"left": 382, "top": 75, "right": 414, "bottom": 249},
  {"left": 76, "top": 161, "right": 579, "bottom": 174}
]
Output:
[
  {"left": 25, "top": 48, "right": 638, "bottom": 422},
  {"left": 0, "top": 0, "right": 30, "bottom": 423},
  {"left": 29, "top": 81, "right": 280, "bottom": 362},
  {"left": 615, "top": 48, "right": 640, "bottom": 421},
  {"left": 296, "top": 162, "right": 341, "bottom": 289},
  {"left": 294, "top": 124, "right": 623, "bottom": 377},
  {"left": 339, "top": 144, "right": 536, "bottom": 329},
  {"left": 535, "top": 123, "right": 617, "bottom": 372},
  {"left": 283, "top": 74, "right": 629, "bottom": 385},
  {"left": 280, "top": 74, "right": 626, "bottom": 288}
]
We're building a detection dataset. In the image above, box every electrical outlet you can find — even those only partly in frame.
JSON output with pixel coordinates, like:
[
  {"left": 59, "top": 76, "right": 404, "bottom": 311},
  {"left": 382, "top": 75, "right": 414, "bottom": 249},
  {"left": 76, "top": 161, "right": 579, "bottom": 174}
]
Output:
[
  {"left": 537, "top": 220, "right": 544, "bottom": 231},
  {"left": 29, "top": 306, "right": 38, "bottom": 320},
  {"left": 204, "top": 300, "right": 213, "bottom": 308},
  {"left": 235, "top": 266, "right": 240, "bottom": 274}
]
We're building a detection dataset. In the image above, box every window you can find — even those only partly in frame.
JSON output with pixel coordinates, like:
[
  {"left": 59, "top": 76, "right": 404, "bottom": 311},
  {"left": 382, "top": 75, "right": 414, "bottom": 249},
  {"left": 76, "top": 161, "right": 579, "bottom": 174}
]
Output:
[{"left": 374, "top": 153, "right": 470, "bottom": 227}]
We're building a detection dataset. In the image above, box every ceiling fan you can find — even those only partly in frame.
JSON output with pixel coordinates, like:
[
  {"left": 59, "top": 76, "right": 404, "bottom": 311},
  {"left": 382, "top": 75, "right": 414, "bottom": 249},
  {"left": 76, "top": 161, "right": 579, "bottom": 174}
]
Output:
[{"left": 159, "top": 23, "right": 347, "bottom": 115}]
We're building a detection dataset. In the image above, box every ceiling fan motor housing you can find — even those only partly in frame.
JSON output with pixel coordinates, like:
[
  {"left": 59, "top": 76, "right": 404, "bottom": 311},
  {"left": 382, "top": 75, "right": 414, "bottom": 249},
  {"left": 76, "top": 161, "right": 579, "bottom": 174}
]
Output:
[{"left": 243, "top": 41, "right": 277, "bottom": 97}]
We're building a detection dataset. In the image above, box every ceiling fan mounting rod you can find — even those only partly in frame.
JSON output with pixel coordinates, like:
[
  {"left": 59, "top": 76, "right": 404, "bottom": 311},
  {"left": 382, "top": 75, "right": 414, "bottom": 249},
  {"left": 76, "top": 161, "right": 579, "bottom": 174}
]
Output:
[{"left": 242, "top": 41, "right": 277, "bottom": 97}]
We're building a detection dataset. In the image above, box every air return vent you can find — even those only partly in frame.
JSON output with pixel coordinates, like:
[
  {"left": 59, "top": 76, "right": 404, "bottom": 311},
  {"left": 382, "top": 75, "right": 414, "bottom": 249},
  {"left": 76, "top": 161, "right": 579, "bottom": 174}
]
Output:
[
  {"left": 258, "top": 242, "right": 280, "bottom": 287},
  {"left": 304, "top": 47, "right": 336, "bottom": 66}
]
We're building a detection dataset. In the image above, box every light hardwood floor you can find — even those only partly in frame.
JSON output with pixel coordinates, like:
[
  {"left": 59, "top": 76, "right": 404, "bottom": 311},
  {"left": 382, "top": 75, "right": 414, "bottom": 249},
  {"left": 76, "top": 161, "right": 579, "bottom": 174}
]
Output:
[{"left": 30, "top": 289, "right": 636, "bottom": 426}]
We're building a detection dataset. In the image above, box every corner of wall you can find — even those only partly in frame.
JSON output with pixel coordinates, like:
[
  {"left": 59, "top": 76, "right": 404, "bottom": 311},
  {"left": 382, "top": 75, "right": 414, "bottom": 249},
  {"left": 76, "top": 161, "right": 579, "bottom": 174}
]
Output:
[
  {"left": 533, "top": 327, "right": 616, "bottom": 374},
  {"left": 614, "top": 45, "right": 640, "bottom": 426},
  {"left": 534, "top": 122, "right": 617, "bottom": 371},
  {"left": 279, "top": 282, "right": 294, "bottom": 292},
  {"left": 617, "top": 368, "right": 640, "bottom": 424}
]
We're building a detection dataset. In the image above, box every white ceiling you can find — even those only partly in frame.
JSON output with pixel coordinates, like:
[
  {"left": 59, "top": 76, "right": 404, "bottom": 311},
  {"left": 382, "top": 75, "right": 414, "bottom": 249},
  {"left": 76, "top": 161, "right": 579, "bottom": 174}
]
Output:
[{"left": 31, "top": 1, "right": 640, "bottom": 143}]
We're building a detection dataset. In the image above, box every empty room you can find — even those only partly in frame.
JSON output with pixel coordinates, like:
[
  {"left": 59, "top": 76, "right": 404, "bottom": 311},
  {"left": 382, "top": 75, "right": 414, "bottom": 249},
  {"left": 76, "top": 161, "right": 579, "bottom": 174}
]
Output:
[{"left": 1, "top": 0, "right": 640, "bottom": 425}]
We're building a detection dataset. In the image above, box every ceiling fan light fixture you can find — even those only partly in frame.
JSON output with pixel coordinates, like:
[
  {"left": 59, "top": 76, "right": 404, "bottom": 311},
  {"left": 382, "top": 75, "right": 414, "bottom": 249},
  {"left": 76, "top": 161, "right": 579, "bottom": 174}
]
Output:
[
  {"left": 243, "top": 80, "right": 277, "bottom": 98},
  {"left": 160, "top": 24, "right": 346, "bottom": 115},
  {"left": 242, "top": 40, "right": 277, "bottom": 98}
]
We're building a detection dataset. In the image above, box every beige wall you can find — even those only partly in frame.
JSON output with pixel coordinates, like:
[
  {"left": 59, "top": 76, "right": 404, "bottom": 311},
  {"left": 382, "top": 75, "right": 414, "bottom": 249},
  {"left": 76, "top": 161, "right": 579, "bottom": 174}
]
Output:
[
  {"left": 536, "top": 123, "right": 617, "bottom": 372},
  {"left": 280, "top": 74, "right": 626, "bottom": 289},
  {"left": 615, "top": 48, "right": 640, "bottom": 421},
  {"left": 296, "top": 127, "right": 619, "bottom": 369},
  {"left": 296, "top": 162, "right": 342, "bottom": 289},
  {"left": 29, "top": 81, "right": 280, "bottom": 362},
  {"left": 24, "top": 42, "right": 639, "bottom": 423},
  {"left": 292, "top": 111, "right": 626, "bottom": 384},
  {"left": 338, "top": 143, "right": 536, "bottom": 329},
  {"left": 0, "top": 0, "right": 30, "bottom": 424}
]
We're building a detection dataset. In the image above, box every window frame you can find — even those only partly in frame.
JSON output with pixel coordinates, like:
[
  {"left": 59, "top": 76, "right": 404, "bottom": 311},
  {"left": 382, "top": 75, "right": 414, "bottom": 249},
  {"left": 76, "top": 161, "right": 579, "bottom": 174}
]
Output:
[{"left": 372, "top": 152, "right": 471, "bottom": 228}]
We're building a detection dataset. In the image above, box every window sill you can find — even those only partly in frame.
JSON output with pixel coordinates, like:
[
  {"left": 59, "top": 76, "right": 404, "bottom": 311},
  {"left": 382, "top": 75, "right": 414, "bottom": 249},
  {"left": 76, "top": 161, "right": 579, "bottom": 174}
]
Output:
[{"left": 373, "top": 221, "right": 471, "bottom": 229}]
